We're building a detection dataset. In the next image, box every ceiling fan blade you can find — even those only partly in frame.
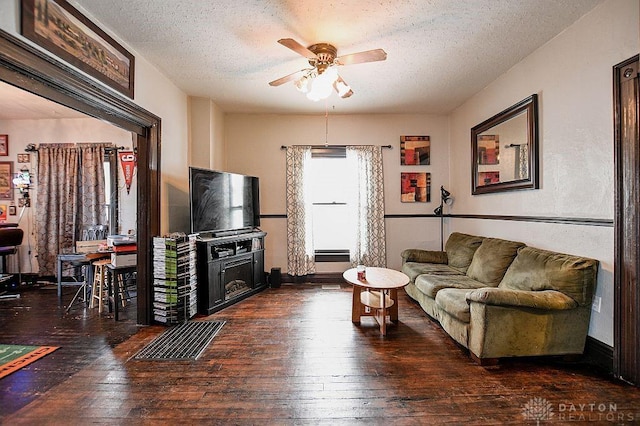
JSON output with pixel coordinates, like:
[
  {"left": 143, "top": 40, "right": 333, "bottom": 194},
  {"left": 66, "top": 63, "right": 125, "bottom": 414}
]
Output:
[
  {"left": 333, "top": 75, "right": 354, "bottom": 98},
  {"left": 278, "top": 38, "right": 318, "bottom": 59},
  {"left": 335, "top": 48, "right": 387, "bottom": 66},
  {"left": 269, "top": 69, "right": 306, "bottom": 86}
]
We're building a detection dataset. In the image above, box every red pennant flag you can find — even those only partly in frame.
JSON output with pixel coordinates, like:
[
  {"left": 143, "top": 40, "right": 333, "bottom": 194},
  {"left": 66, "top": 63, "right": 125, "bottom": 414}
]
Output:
[{"left": 118, "top": 151, "right": 136, "bottom": 194}]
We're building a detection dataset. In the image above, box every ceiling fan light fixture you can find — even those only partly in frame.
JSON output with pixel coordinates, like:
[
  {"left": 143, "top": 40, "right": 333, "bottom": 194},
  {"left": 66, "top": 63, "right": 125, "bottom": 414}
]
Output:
[
  {"left": 334, "top": 78, "right": 353, "bottom": 98},
  {"left": 294, "top": 74, "right": 310, "bottom": 93},
  {"left": 271, "top": 39, "right": 387, "bottom": 101},
  {"left": 306, "top": 66, "right": 338, "bottom": 101},
  {"left": 306, "top": 81, "right": 331, "bottom": 101}
]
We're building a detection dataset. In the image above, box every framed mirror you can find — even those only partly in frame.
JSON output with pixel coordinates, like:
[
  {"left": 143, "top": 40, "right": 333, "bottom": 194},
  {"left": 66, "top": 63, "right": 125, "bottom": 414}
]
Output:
[{"left": 471, "top": 94, "right": 539, "bottom": 195}]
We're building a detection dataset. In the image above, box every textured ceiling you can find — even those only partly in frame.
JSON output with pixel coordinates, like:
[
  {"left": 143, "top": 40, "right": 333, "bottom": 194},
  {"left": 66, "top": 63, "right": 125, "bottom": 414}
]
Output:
[{"left": 2, "top": 1, "right": 604, "bottom": 118}]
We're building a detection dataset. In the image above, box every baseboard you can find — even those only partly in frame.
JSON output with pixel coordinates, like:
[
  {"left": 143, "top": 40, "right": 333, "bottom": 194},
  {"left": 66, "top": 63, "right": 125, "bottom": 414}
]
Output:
[
  {"left": 583, "top": 336, "right": 614, "bottom": 375},
  {"left": 281, "top": 272, "right": 344, "bottom": 284}
]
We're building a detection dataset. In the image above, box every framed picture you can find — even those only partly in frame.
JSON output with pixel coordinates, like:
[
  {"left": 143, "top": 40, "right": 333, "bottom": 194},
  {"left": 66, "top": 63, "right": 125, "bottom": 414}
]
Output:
[
  {"left": 401, "top": 172, "right": 430, "bottom": 202},
  {"left": 0, "top": 205, "right": 6, "bottom": 222},
  {"left": 0, "top": 162, "right": 13, "bottom": 200},
  {"left": 479, "top": 171, "right": 500, "bottom": 185},
  {"left": 477, "top": 135, "right": 500, "bottom": 165},
  {"left": 400, "top": 135, "right": 430, "bottom": 165},
  {"left": 17, "top": 153, "right": 30, "bottom": 163},
  {"left": 8, "top": 205, "right": 16, "bottom": 216},
  {"left": 0, "top": 135, "right": 8, "bottom": 156},
  {"left": 21, "top": 0, "right": 135, "bottom": 98}
]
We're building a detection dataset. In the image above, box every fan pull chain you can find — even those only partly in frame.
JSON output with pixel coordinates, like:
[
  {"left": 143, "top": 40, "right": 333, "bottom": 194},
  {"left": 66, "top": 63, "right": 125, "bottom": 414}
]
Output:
[{"left": 324, "top": 100, "right": 329, "bottom": 146}]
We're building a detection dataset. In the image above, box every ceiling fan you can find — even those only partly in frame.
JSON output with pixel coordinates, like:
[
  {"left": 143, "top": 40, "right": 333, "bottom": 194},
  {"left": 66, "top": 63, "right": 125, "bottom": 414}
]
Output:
[{"left": 269, "top": 38, "right": 387, "bottom": 101}]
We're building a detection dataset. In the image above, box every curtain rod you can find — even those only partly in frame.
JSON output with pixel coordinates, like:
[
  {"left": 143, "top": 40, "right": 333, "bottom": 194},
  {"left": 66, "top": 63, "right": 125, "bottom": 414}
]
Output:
[
  {"left": 280, "top": 144, "right": 392, "bottom": 150},
  {"left": 24, "top": 143, "right": 127, "bottom": 152}
]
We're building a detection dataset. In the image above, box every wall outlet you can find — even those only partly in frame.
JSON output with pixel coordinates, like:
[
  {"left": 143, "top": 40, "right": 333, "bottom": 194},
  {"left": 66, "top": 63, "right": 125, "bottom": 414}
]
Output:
[{"left": 592, "top": 296, "right": 602, "bottom": 313}]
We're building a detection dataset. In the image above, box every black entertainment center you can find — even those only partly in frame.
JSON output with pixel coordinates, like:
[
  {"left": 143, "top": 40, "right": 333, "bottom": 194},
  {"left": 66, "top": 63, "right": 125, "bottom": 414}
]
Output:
[
  {"left": 189, "top": 167, "right": 266, "bottom": 315},
  {"left": 196, "top": 230, "right": 266, "bottom": 315}
]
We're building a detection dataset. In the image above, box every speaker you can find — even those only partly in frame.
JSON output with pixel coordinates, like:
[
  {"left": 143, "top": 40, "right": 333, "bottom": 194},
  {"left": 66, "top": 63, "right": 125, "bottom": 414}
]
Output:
[{"left": 270, "top": 267, "right": 281, "bottom": 288}]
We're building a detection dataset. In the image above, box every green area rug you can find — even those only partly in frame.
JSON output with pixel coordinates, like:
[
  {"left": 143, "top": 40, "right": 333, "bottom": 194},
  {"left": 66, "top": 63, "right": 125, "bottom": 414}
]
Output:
[{"left": 0, "top": 344, "right": 58, "bottom": 379}]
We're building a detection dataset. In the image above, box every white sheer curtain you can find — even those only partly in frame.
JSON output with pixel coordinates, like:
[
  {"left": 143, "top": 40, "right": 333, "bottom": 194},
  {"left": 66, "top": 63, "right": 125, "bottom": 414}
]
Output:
[
  {"left": 346, "top": 146, "right": 387, "bottom": 267},
  {"left": 285, "top": 146, "right": 316, "bottom": 276}
]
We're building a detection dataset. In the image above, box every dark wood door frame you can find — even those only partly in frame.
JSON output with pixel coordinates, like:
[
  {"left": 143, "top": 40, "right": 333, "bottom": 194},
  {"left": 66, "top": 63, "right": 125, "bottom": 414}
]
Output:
[
  {"left": 614, "top": 54, "right": 640, "bottom": 385},
  {"left": 0, "top": 29, "right": 160, "bottom": 325}
]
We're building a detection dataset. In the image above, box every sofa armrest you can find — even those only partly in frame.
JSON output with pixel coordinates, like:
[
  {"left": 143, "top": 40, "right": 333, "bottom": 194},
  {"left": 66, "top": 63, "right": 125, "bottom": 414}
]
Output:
[
  {"left": 401, "top": 249, "right": 448, "bottom": 264},
  {"left": 466, "top": 288, "right": 578, "bottom": 310}
]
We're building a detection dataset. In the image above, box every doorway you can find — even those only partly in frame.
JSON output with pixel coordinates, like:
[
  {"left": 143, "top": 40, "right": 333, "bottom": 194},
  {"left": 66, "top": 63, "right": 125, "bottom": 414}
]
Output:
[
  {"left": 0, "top": 29, "right": 160, "bottom": 325},
  {"left": 614, "top": 54, "right": 639, "bottom": 385}
]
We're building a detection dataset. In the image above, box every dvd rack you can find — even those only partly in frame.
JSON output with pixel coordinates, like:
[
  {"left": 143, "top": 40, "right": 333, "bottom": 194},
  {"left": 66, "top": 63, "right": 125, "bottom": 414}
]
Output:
[{"left": 152, "top": 233, "right": 198, "bottom": 324}]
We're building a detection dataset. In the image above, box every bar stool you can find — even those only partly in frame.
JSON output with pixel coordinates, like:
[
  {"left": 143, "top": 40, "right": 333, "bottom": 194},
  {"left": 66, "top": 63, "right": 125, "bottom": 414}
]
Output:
[
  {"left": 0, "top": 227, "right": 24, "bottom": 287},
  {"left": 107, "top": 264, "right": 136, "bottom": 321},
  {"left": 90, "top": 258, "right": 111, "bottom": 313}
]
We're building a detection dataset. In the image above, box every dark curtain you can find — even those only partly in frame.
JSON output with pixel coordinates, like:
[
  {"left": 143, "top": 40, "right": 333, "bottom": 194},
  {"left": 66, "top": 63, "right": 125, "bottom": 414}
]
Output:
[{"left": 36, "top": 143, "right": 109, "bottom": 275}]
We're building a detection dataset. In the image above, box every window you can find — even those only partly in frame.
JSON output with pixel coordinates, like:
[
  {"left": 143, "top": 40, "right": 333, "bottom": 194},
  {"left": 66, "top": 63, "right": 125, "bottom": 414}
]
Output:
[
  {"left": 104, "top": 159, "right": 111, "bottom": 211},
  {"left": 307, "top": 147, "right": 355, "bottom": 261},
  {"left": 104, "top": 150, "right": 119, "bottom": 234},
  {"left": 286, "top": 144, "right": 386, "bottom": 273}
]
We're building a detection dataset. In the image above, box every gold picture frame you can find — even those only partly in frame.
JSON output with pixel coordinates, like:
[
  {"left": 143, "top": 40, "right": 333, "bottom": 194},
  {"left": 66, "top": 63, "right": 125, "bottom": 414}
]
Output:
[
  {"left": 0, "top": 162, "right": 13, "bottom": 200},
  {"left": 0, "top": 135, "right": 8, "bottom": 156}
]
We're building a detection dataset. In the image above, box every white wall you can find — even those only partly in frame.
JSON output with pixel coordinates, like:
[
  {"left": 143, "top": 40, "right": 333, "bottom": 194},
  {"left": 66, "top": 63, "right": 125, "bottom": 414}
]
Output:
[
  {"left": 0, "top": 117, "right": 133, "bottom": 274},
  {"left": 0, "top": 0, "right": 190, "bottom": 236},
  {"left": 128, "top": 52, "right": 189, "bottom": 235},
  {"left": 448, "top": 0, "right": 639, "bottom": 346},
  {"left": 225, "top": 113, "right": 450, "bottom": 273},
  {"left": 188, "top": 97, "right": 226, "bottom": 171}
]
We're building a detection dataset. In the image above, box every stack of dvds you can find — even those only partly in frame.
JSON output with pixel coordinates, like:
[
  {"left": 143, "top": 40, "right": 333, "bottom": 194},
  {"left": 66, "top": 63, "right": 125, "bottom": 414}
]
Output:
[{"left": 152, "top": 233, "right": 198, "bottom": 324}]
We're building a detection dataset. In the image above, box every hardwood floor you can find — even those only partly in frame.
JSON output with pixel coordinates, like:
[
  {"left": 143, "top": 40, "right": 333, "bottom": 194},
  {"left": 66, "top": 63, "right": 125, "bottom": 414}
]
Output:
[
  {"left": 1, "top": 283, "right": 639, "bottom": 424},
  {"left": 0, "top": 284, "right": 140, "bottom": 416}
]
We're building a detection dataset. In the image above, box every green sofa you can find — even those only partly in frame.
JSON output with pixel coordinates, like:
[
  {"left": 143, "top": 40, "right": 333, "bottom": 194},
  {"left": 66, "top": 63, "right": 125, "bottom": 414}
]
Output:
[{"left": 401, "top": 232, "right": 599, "bottom": 364}]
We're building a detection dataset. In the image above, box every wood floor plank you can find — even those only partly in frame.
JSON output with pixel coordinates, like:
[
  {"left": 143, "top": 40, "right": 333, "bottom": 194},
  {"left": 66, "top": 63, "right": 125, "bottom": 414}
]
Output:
[{"left": 1, "top": 284, "right": 640, "bottom": 424}]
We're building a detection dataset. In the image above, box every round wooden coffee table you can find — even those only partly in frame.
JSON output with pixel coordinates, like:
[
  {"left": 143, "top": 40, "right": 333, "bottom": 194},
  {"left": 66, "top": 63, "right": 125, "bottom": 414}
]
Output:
[{"left": 343, "top": 267, "right": 410, "bottom": 336}]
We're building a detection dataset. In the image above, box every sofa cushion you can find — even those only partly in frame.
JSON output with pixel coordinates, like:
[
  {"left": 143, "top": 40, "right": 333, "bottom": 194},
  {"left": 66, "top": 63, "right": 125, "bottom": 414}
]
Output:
[
  {"left": 445, "top": 233, "right": 485, "bottom": 274},
  {"left": 467, "top": 288, "right": 578, "bottom": 310},
  {"left": 435, "top": 288, "right": 472, "bottom": 323},
  {"left": 403, "top": 262, "right": 462, "bottom": 282},
  {"left": 415, "top": 274, "right": 486, "bottom": 298},
  {"left": 466, "top": 238, "right": 526, "bottom": 286},
  {"left": 401, "top": 249, "right": 448, "bottom": 264},
  {"left": 499, "top": 246, "right": 599, "bottom": 306}
]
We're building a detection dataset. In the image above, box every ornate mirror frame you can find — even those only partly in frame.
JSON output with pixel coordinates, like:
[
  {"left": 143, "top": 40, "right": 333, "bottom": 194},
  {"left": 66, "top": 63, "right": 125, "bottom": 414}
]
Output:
[{"left": 471, "top": 94, "right": 539, "bottom": 195}]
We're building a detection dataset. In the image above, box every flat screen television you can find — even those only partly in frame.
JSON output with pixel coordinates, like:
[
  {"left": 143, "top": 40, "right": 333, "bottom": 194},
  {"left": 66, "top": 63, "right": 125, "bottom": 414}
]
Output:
[{"left": 189, "top": 167, "right": 260, "bottom": 236}]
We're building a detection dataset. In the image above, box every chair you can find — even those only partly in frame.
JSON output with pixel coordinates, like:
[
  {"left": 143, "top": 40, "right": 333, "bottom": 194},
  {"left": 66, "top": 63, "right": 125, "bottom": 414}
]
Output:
[
  {"left": 90, "top": 258, "right": 112, "bottom": 313},
  {"left": 82, "top": 224, "right": 108, "bottom": 241},
  {"left": 65, "top": 257, "right": 92, "bottom": 313},
  {"left": 64, "top": 225, "right": 108, "bottom": 312},
  {"left": 0, "top": 228, "right": 24, "bottom": 285}
]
